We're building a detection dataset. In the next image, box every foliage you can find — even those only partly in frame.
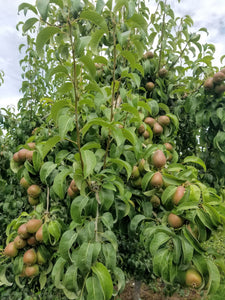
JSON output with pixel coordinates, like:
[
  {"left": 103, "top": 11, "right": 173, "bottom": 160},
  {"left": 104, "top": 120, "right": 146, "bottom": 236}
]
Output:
[{"left": 1, "top": 0, "right": 225, "bottom": 299}]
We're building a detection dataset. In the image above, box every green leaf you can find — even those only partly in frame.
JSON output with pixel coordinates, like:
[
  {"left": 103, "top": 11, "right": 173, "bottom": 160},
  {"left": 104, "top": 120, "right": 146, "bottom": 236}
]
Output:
[
  {"left": 130, "top": 214, "right": 146, "bottom": 232},
  {"left": 96, "top": 0, "right": 105, "bottom": 13},
  {"left": 18, "top": 2, "right": 38, "bottom": 15},
  {"left": 180, "top": 236, "right": 193, "bottom": 264},
  {"left": 99, "top": 189, "right": 114, "bottom": 210},
  {"left": 80, "top": 10, "right": 108, "bottom": 34},
  {"left": 114, "top": 267, "right": 125, "bottom": 295},
  {"left": 114, "top": 0, "right": 128, "bottom": 12},
  {"left": 137, "top": 101, "right": 152, "bottom": 114},
  {"left": 48, "top": 65, "right": 69, "bottom": 80},
  {"left": 102, "top": 243, "right": 116, "bottom": 270},
  {"left": 37, "top": 0, "right": 49, "bottom": 21},
  {"left": 86, "top": 276, "right": 104, "bottom": 300},
  {"left": 36, "top": 27, "right": 61, "bottom": 56},
  {"left": 108, "top": 158, "right": 132, "bottom": 180},
  {"left": 23, "top": 17, "right": 38, "bottom": 32},
  {"left": 81, "top": 118, "right": 112, "bottom": 136},
  {"left": 101, "top": 231, "right": 118, "bottom": 251},
  {"left": 52, "top": 257, "right": 66, "bottom": 289},
  {"left": 81, "top": 142, "right": 101, "bottom": 151},
  {"left": 122, "top": 128, "right": 138, "bottom": 145},
  {"left": 77, "top": 242, "right": 94, "bottom": 274},
  {"left": 38, "top": 136, "right": 61, "bottom": 159},
  {"left": 48, "top": 220, "right": 61, "bottom": 244},
  {"left": 206, "top": 260, "right": 220, "bottom": 294},
  {"left": 40, "top": 161, "right": 57, "bottom": 184},
  {"left": 182, "top": 227, "right": 205, "bottom": 254},
  {"left": 126, "top": 13, "right": 148, "bottom": 31},
  {"left": 101, "top": 212, "right": 114, "bottom": 230},
  {"left": 63, "top": 264, "right": 78, "bottom": 292},
  {"left": 121, "top": 103, "right": 140, "bottom": 120},
  {"left": 58, "top": 115, "right": 75, "bottom": 138},
  {"left": 141, "top": 171, "right": 154, "bottom": 191},
  {"left": 183, "top": 156, "right": 206, "bottom": 171},
  {"left": 90, "top": 29, "right": 105, "bottom": 54},
  {"left": 161, "top": 185, "right": 176, "bottom": 206},
  {"left": 120, "top": 51, "right": 136, "bottom": 69},
  {"left": 81, "top": 150, "right": 97, "bottom": 178},
  {"left": 92, "top": 262, "right": 113, "bottom": 300},
  {"left": 59, "top": 230, "right": 78, "bottom": 261},
  {"left": 150, "top": 232, "right": 170, "bottom": 255},
  {"left": 79, "top": 55, "right": 96, "bottom": 79},
  {"left": 50, "top": 99, "right": 71, "bottom": 123},
  {"left": 53, "top": 168, "right": 72, "bottom": 199},
  {"left": 70, "top": 195, "right": 90, "bottom": 223},
  {"left": 32, "top": 150, "right": 43, "bottom": 172},
  {"left": 0, "top": 265, "right": 13, "bottom": 286}
]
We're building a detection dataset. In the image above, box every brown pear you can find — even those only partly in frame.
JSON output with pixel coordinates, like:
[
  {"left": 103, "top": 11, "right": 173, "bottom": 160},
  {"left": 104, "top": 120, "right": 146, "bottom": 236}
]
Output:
[
  {"left": 150, "top": 172, "right": 163, "bottom": 188},
  {"left": 14, "top": 235, "right": 27, "bottom": 249},
  {"left": 173, "top": 186, "right": 185, "bottom": 205},
  {"left": 27, "top": 142, "right": 36, "bottom": 150},
  {"left": 158, "top": 68, "right": 168, "bottom": 78},
  {"left": 27, "top": 236, "right": 38, "bottom": 246},
  {"left": 26, "top": 219, "right": 42, "bottom": 234},
  {"left": 214, "top": 84, "right": 225, "bottom": 95},
  {"left": 20, "top": 177, "right": 30, "bottom": 189},
  {"left": 213, "top": 71, "right": 225, "bottom": 84},
  {"left": 144, "top": 117, "right": 155, "bottom": 127},
  {"left": 18, "top": 149, "right": 28, "bottom": 162},
  {"left": 13, "top": 152, "right": 20, "bottom": 163},
  {"left": 164, "top": 143, "right": 173, "bottom": 151},
  {"left": 4, "top": 242, "right": 18, "bottom": 257},
  {"left": 153, "top": 122, "right": 163, "bottom": 135},
  {"left": 67, "top": 186, "right": 75, "bottom": 198},
  {"left": 26, "top": 150, "right": 34, "bottom": 161},
  {"left": 168, "top": 213, "right": 184, "bottom": 228},
  {"left": 35, "top": 225, "right": 43, "bottom": 242},
  {"left": 142, "top": 130, "right": 150, "bottom": 139},
  {"left": 145, "top": 82, "right": 155, "bottom": 91},
  {"left": 220, "top": 68, "right": 225, "bottom": 75},
  {"left": 203, "top": 77, "right": 214, "bottom": 90},
  {"left": 23, "top": 248, "right": 37, "bottom": 265},
  {"left": 18, "top": 223, "right": 30, "bottom": 239},
  {"left": 158, "top": 115, "right": 170, "bottom": 126},
  {"left": 25, "top": 264, "right": 39, "bottom": 277},
  {"left": 27, "top": 185, "right": 41, "bottom": 198},
  {"left": 143, "top": 51, "right": 154, "bottom": 59},
  {"left": 151, "top": 150, "right": 166, "bottom": 169},
  {"left": 70, "top": 179, "right": 79, "bottom": 193},
  {"left": 138, "top": 124, "right": 145, "bottom": 134}
]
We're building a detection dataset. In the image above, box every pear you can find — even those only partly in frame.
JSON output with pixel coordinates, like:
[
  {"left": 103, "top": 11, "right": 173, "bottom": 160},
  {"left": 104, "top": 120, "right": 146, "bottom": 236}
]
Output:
[
  {"left": 20, "top": 177, "right": 30, "bottom": 189},
  {"left": 142, "top": 130, "right": 150, "bottom": 139},
  {"left": 35, "top": 225, "right": 43, "bottom": 242},
  {"left": 138, "top": 124, "right": 145, "bottom": 134},
  {"left": 70, "top": 179, "right": 79, "bottom": 193},
  {"left": 150, "top": 195, "right": 161, "bottom": 208},
  {"left": 138, "top": 158, "right": 146, "bottom": 173},
  {"left": 173, "top": 186, "right": 185, "bottom": 205},
  {"left": 145, "top": 82, "right": 155, "bottom": 91},
  {"left": 67, "top": 186, "right": 75, "bottom": 198},
  {"left": 131, "top": 166, "right": 140, "bottom": 179},
  {"left": 158, "top": 115, "right": 170, "bottom": 126},
  {"left": 27, "top": 185, "right": 41, "bottom": 198},
  {"left": 26, "top": 219, "right": 42, "bottom": 234},
  {"left": 26, "top": 150, "right": 34, "bottom": 162},
  {"left": 23, "top": 248, "right": 37, "bottom": 265},
  {"left": 143, "top": 51, "right": 154, "bottom": 59},
  {"left": 151, "top": 150, "right": 166, "bottom": 169},
  {"left": 153, "top": 122, "right": 163, "bottom": 135},
  {"left": 4, "top": 242, "right": 18, "bottom": 257},
  {"left": 213, "top": 71, "right": 225, "bottom": 84},
  {"left": 168, "top": 213, "right": 184, "bottom": 228},
  {"left": 18, "top": 149, "right": 28, "bottom": 162},
  {"left": 144, "top": 117, "right": 155, "bottom": 127},
  {"left": 25, "top": 264, "right": 39, "bottom": 277},
  {"left": 150, "top": 172, "right": 163, "bottom": 188},
  {"left": 27, "top": 236, "right": 38, "bottom": 246},
  {"left": 18, "top": 223, "right": 30, "bottom": 239},
  {"left": 14, "top": 235, "right": 27, "bottom": 249},
  {"left": 185, "top": 269, "right": 202, "bottom": 288},
  {"left": 203, "top": 77, "right": 214, "bottom": 90},
  {"left": 164, "top": 143, "right": 173, "bottom": 151},
  {"left": 28, "top": 196, "right": 39, "bottom": 206},
  {"left": 158, "top": 68, "right": 168, "bottom": 78},
  {"left": 13, "top": 152, "right": 20, "bottom": 163},
  {"left": 27, "top": 142, "right": 36, "bottom": 150}
]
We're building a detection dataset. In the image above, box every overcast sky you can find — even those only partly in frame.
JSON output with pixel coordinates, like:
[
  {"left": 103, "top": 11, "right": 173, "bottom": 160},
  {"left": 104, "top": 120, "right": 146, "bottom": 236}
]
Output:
[{"left": 0, "top": 0, "right": 225, "bottom": 110}]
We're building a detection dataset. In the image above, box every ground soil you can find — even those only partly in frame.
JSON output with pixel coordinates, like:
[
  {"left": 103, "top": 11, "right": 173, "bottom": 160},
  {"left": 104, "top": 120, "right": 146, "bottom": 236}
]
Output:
[{"left": 116, "top": 280, "right": 206, "bottom": 300}]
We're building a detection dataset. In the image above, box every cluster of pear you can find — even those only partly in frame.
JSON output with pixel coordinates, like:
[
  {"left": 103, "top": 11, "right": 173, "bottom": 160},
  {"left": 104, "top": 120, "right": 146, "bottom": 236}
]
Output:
[
  {"left": 138, "top": 115, "right": 171, "bottom": 140},
  {"left": 20, "top": 181, "right": 42, "bottom": 206},
  {"left": 3, "top": 219, "right": 44, "bottom": 277},
  {"left": 13, "top": 142, "right": 35, "bottom": 164},
  {"left": 204, "top": 68, "right": 225, "bottom": 95},
  {"left": 67, "top": 179, "right": 79, "bottom": 198}
]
